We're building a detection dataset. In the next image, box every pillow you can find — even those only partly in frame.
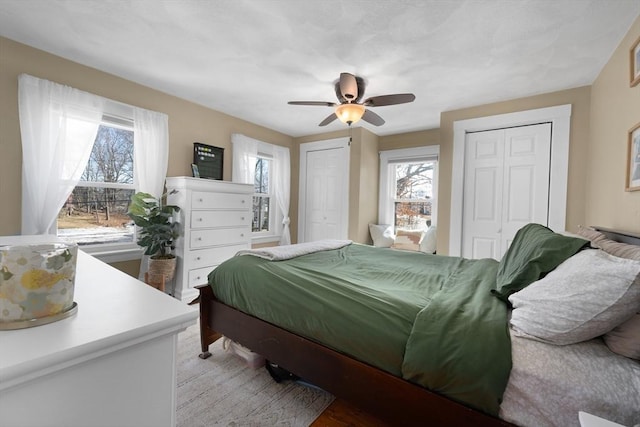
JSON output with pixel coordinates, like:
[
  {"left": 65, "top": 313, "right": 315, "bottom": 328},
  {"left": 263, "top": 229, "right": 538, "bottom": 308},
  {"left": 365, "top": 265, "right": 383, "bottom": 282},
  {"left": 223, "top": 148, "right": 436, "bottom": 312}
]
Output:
[
  {"left": 391, "top": 230, "right": 423, "bottom": 251},
  {"left": 576, "top": 225, "right": 640, "bottom": 261},
  {"left": 603, "top": 313, "right": 640, "bottom": 360},
  {"left": 369, "top": 224, "right": 395, "bottom": 248},
  {"left": 509, "top": 249, "right": 640, "bottom": 345},
  {"left": 419, "top": 226, "right": 437, "bottom": 254},
  {"left": 575, "top": 225, "right": 607, "bottom": 245},
  {"left": 492, "top": 223, "right": 589, "bottom": 301}
]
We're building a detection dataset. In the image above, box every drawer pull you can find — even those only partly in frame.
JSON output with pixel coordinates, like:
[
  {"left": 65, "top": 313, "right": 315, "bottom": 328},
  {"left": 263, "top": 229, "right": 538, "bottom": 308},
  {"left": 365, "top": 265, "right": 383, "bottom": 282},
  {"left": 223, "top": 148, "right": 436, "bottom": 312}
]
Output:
[
  {"left": 198, "top": 198, "right": 203, "bottom": 202},
  {"left": 241, "top": 199, "right": 245, "bottom": 204},
  {"left": 197, "top": 217, "right": 203, "bottom": 222},
  {"left": 195, "top": 256, "right": 201, "bottom": 261},
  {"left": 197, "top": 237, "right": 202, "bottom": 241},
  {"left": 241, "top": 216, "right": 245, "bottom": 221},
  {"left": 240, "top": 233, "right": 244, "bottom": 237}
]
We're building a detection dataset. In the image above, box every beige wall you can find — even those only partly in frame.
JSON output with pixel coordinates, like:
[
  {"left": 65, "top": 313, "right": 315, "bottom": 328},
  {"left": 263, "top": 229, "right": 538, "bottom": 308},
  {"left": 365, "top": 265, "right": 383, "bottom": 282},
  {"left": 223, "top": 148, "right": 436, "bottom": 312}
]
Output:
[
  {"left": 0, "top": 36, "right": 292, "bottom": 274},
  {"left": 587, "top": 16, "right": 640, "bottom": 231}
]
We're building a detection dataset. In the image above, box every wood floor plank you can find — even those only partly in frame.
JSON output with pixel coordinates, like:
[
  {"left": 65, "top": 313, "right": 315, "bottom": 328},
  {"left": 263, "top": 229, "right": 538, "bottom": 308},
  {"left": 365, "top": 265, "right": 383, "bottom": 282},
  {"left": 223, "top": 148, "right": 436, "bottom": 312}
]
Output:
[{"left": 311, "top": 398, "right": 391, "bottom": 427}]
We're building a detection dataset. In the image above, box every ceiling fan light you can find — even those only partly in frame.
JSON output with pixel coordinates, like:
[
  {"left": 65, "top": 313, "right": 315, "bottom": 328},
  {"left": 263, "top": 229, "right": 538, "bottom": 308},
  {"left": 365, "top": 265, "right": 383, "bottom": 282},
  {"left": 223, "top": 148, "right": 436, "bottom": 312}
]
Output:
[{"left": 335, "top": 103, "right": 365, "bottom": 124}]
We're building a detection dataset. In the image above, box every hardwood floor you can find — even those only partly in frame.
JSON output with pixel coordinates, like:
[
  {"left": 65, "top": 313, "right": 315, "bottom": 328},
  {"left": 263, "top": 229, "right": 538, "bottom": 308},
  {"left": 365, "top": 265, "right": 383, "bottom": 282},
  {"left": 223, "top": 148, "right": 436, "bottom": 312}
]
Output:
[{"left": 311, "top": 398, "right": 391, "bottom": 427}]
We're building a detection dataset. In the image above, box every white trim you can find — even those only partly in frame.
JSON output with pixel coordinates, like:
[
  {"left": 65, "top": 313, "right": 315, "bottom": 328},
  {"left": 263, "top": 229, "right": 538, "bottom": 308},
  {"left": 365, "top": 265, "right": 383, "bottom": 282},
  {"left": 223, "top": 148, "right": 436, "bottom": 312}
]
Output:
[
  {"left": 298, "top": 138, "right": 350, "bottom": 243},
  {"left": 449, "top": 104, "right": 572, "bottom": 256},
  {"left": 81, "top": 243, "right": 142, "bottom": 263},
  {"left": 378, "top": 146, "right": 440, "bottom": 226}
]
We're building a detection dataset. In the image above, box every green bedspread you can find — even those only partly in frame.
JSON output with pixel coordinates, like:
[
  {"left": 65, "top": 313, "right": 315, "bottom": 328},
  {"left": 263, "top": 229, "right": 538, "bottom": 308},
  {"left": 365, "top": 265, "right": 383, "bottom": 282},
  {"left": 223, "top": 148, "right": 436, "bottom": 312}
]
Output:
[{"left": 208, "top": 243, "right": 511, "bottom": 415}]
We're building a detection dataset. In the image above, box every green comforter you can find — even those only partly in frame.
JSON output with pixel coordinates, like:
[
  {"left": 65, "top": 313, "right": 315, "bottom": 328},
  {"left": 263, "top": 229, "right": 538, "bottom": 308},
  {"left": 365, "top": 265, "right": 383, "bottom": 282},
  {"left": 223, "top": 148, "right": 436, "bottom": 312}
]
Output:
[{"left": 209, "top": 243, "right": 511, "bottom": 415}]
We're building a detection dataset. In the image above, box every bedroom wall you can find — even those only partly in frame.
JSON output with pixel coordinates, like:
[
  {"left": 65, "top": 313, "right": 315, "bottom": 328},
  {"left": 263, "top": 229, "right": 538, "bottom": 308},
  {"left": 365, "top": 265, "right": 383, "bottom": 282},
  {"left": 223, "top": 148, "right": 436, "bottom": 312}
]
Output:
[
  {"left": 0, "top": 36, "right": 293, "bottom": 273},
  {"left": 437, "top": 86, "right": 592, "bottom": 255},
  {"left": 586, "top": 16, "right": 640, "bottom": 232}
]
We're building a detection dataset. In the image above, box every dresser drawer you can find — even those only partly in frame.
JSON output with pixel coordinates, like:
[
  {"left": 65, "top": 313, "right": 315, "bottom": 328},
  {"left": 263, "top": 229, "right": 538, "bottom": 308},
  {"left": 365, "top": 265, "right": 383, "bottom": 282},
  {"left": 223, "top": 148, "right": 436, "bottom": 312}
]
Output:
[
  {"left": 190, "top": 227, "right": 251, "bottom": 249},
  {"left": 190, "top": 210, "right": 250, "bottom": 229},
  {"left": 191, "top": 192, "right": 251, "bottom": 210},
  {"left": 188, "top": 266, "right": 216, "bottom": 288},
  {"left": 185, "top": 244, "right": 247, "bottom": 269}
]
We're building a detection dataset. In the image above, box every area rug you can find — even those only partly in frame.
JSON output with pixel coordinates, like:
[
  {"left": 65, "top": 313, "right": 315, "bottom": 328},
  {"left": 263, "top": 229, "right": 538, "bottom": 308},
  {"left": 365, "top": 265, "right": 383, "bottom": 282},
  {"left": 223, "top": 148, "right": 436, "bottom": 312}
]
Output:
[{"left": 176, "top": 322, "right": 335, "bottom": 426}]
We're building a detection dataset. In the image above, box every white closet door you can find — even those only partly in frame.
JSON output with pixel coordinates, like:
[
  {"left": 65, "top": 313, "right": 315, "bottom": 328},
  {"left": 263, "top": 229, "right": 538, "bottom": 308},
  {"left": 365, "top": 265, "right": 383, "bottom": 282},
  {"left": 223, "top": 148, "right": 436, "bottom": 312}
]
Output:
[
  {"left": 299, "top": 138, "right": 349, "bottom": 243},
  {"left": 462, "top": 123, "right": 552, "bottom": 260},
  {"left": 499, "top": 124, "right": 551, "bottom": 258},
  {"left": 462, "top": 129, "right": 505, "bottom": 260}
]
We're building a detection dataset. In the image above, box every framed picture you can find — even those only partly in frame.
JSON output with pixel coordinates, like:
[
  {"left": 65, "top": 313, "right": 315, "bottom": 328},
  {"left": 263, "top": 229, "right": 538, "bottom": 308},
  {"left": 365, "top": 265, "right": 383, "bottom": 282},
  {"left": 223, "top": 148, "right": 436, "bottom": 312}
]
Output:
[
  {"left": 627, "top": 122, "right": 640, "bottom": 192},
  {"left": 631, "top": 35, "right": 640, "bottom": 87},
  {"left": 191, "top": 163, "right": 200, "bottom": 178}
]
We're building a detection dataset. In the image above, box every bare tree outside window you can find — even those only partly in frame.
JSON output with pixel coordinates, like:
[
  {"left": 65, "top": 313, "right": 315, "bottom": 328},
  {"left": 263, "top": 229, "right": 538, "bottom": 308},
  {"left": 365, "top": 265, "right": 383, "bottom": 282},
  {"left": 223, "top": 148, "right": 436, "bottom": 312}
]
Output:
[
  {"left": 394, "top": 162, "right": 434, "bottom": 231},
  {"left": 253, "top": 157, "right": 271, "bottom": 232},
  {"left": 57, "top": 123, "right": 135, "bottom": 245}
]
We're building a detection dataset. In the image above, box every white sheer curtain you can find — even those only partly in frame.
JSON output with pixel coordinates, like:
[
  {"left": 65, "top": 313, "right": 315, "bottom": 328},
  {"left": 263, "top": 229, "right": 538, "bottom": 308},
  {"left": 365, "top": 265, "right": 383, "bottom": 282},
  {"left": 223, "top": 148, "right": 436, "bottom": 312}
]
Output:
[
  {"left": 133, "top": 107, "right": 169, "bottom": 198},
  {"left": 273, "top": 145, "right": 291, "bottom": 245},
  {"left": 18, "top": 74, "right": 104, "bottom": 235},
  {"left": 231, "top": 133, "right": 258, "bottom": 184},
  {"left": 231, "top": 133, "right": 291, "bottom": 245}
]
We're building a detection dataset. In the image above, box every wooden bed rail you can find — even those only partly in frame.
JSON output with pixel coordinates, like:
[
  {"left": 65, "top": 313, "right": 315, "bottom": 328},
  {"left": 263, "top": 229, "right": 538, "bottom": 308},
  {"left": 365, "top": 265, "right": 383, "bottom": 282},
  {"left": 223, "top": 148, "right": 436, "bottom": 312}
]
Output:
[{"left": 195, "top": 284, "right": 513, "bottom": 427}]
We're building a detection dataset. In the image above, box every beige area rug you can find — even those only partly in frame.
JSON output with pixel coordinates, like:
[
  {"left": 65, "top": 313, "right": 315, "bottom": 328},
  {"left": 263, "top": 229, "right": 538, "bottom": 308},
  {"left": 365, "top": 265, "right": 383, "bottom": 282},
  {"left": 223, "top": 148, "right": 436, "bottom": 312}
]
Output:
[{"left": 176, "top": 322, "right": 335, "bottom": 426}]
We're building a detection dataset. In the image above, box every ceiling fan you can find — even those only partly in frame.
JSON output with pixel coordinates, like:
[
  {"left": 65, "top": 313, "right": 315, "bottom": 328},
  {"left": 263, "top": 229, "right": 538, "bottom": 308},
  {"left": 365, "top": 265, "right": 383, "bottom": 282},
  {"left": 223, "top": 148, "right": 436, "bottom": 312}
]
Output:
[{"left": 288, "top": 72, "right": 416, "bottom": 127}]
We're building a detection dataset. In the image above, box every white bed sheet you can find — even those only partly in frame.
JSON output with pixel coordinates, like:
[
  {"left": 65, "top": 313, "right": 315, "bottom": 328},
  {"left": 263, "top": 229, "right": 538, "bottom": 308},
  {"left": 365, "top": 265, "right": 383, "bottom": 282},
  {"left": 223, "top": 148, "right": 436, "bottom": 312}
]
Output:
[{"left": 500, "top": 329, "right": 640, "bottom": 427}]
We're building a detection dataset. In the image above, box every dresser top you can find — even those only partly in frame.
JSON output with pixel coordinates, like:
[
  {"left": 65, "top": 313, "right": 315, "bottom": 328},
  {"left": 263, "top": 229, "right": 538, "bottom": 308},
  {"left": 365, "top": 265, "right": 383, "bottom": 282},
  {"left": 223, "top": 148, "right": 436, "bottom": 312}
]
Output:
[{"left": 166, "top": 176, "right": 253, "bottom": 193}]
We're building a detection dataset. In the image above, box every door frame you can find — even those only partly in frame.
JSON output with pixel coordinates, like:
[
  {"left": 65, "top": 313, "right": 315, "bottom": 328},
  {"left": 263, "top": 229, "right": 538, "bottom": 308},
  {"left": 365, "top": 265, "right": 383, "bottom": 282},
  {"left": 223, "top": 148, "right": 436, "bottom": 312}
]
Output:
[
  {"left": 298, "top": 137, "right": 350, "bottom": 243},
  {"left": 449, "top": 104, "right": 572, "bottom": 257}
]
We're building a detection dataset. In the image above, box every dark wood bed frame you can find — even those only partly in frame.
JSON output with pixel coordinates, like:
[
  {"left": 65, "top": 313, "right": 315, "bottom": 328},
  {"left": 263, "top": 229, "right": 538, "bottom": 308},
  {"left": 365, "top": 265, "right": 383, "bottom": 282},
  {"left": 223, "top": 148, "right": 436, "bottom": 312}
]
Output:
[{"left": 195, "top": 227, "right": 639, "bottom": 427}]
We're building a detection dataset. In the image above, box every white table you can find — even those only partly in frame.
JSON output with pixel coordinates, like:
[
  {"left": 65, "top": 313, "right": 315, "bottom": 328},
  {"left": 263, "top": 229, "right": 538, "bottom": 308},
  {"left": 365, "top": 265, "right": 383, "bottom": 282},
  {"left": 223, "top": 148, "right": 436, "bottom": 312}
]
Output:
[{"left": 0, "top": 236, "right": 199, "bottom": 427}]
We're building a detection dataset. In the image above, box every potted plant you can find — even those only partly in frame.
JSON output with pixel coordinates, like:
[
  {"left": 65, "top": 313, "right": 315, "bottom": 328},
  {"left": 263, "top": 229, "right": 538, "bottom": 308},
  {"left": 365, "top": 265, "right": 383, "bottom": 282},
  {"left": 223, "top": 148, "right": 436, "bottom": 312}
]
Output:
[{"left": 127, "top": 191, "right": 181, "bottom": 282}]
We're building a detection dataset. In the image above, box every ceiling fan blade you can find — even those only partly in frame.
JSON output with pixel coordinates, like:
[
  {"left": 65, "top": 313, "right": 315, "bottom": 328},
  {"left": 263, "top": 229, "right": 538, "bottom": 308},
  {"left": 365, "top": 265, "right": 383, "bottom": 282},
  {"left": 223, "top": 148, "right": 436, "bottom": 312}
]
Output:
[
  {"left": 363, "top": 93, "right": 415, "bottom": 107},
  {"left": 362, "top": 109, "right": 385, "bottom": 126},
  {"left": 319, "top": 113, "right": 338, "bottom": 126},
  {"left": 339, "top": 73, "right": 358, "bottom": 101},
  {"left": 288, "top": 101, "right": 336, "bottom": 107}
]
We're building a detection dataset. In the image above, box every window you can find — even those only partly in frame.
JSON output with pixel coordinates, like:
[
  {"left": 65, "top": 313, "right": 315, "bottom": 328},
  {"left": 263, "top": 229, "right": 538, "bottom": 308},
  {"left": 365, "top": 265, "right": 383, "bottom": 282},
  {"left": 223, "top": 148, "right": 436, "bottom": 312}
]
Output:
[
  {"left": 57, "top": 117, "right": 135, "bottom": 247},
  {"left": 393, "top": 161, "right": 435, "bottom": 231},
  {"left": 231, "top": 133, "right": 291, "bottom": 245},
  {"left": 19, "top": 74, "right": 169, "bottom": 265},
  {"left": 379, "top": 146, "right": 439, "bottom": 232},
  {"left": 253, "top": 156, "right": 272, "bottom": 233}
]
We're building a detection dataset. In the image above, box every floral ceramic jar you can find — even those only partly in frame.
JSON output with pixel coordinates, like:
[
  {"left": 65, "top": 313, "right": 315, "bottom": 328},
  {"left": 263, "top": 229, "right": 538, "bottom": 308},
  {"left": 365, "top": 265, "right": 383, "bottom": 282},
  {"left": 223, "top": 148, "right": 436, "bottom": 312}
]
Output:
[{"left": 0, "top": 243, "right": 78, "bottom": 328}]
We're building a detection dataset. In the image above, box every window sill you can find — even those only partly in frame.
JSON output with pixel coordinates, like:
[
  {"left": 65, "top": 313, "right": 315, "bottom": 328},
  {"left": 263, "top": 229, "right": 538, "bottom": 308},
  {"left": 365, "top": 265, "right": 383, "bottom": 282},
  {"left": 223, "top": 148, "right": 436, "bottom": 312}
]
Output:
[
  {"left": 251, "top": 234, "right": 281, "bottom": 246},
  {"left": 81, "top": 244, "right": 143, "bottom": 264}
]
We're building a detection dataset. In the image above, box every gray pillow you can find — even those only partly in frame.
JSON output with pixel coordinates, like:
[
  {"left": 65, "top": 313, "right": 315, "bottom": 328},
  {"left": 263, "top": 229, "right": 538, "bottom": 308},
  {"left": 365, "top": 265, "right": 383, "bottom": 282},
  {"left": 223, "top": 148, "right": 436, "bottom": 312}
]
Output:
[{"left": 509, "top": 249, "right": 640, "bottom": 345}]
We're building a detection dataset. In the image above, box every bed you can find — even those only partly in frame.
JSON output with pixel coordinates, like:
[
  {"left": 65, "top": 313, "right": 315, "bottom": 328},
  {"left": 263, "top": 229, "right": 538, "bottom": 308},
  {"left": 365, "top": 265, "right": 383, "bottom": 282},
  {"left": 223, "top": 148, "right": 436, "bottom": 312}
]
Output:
[{"left": 196, "top": 224, "right": 640, "bottom": 426}]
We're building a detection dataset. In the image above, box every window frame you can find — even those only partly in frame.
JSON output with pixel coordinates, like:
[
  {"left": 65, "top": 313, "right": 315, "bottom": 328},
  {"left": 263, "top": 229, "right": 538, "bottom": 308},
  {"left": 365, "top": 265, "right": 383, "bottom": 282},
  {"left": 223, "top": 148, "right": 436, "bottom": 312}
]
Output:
[
  {"left": 378, "top": 146, "right": 439, "bottom": 231},
  {"left": 251, "top": 150, "right": 282, "bottom": 244},
  {"left": 252, "top": 154, "right": 273, "bottom": 235},
  {"left": 55, "top": 112, "right": 142, "bottom": 263}
]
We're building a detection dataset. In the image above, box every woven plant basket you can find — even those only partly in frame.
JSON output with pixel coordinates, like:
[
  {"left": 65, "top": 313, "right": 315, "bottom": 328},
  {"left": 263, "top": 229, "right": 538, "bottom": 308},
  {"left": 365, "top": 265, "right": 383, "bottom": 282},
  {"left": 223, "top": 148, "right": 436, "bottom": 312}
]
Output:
[{"left": 148, "top": 257, "right": 177, "bottom": 282}]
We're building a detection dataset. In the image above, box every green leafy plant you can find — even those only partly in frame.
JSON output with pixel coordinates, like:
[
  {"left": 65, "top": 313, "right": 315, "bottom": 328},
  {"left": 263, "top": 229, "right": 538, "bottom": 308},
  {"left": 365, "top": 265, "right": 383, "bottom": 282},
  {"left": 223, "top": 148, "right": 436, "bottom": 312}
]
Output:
[{"left": 127, "top": 192, "right": 181, "bottom": 258}]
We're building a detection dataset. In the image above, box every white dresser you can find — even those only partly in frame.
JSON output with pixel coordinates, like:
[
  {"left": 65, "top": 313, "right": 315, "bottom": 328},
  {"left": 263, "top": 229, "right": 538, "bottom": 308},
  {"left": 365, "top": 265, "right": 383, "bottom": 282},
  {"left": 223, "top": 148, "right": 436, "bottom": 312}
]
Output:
[
  {"left": 0, "top": 235, "right": 198, "bottom": 427},
  {"left": 166, "top": 177, "right": 253, "bottom": 303}
]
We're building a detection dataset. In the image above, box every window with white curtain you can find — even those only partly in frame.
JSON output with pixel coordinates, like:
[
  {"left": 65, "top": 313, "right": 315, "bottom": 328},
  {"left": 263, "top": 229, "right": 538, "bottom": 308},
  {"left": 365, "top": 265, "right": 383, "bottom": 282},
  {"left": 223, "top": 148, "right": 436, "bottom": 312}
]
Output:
[
  {"left": 18, "top": 74, "right": 169, "bottom": 263},
  {"left": 231, "top": 134, "right": 291, "bottom": 245},
  {"left": 379, "top": 146, "right": 439, "bottom": 232},
  {"left": 57, "top": 116, "right": 135, "bottom": 247}
]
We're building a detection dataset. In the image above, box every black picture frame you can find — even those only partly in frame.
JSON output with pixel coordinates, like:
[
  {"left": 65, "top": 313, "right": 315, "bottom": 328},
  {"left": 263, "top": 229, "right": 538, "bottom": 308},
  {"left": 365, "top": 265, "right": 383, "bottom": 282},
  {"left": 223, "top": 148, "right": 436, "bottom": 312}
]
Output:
[{"left": 193, "top": 142, "right": 224, "bottom": 180}]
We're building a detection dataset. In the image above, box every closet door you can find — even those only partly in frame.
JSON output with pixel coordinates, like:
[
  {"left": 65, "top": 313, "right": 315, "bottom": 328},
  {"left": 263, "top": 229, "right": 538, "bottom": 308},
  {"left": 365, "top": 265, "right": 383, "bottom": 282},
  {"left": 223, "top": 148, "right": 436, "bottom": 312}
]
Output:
[
  {"left": 298, "top": 138, "right": 349, "bottom": 243},
  {"left": 461, "top": 123, "right": 551, "bottom": 260}
]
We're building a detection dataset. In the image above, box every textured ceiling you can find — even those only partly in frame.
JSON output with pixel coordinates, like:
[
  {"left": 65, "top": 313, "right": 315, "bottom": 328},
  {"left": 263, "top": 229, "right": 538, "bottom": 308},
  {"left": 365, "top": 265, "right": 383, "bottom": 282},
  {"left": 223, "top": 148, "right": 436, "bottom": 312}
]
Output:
[{"left": 1, "top": 0, "right": 639, "bottom": 137}]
